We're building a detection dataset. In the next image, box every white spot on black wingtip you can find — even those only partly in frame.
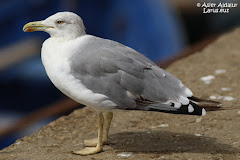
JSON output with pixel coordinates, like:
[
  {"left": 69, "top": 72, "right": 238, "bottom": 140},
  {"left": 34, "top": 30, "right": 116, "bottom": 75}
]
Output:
[
  {"left": 188, "top": 104, "right": 194, "bottom": 113},
  {"left": 201, "top": 108, "right": 206, "bottom": 116}
]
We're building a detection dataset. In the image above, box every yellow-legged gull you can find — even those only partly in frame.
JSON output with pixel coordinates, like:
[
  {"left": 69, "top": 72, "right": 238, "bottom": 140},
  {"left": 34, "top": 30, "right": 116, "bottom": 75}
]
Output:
[{"left": 23, "top": 12, "right": 221, "bottom": 155}]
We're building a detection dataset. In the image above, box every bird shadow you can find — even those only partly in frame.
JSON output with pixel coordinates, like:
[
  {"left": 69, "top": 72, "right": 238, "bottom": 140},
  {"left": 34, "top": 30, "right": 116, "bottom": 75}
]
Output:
[{"left": 109, "top": 131, "right": 239, "bottom": 154}]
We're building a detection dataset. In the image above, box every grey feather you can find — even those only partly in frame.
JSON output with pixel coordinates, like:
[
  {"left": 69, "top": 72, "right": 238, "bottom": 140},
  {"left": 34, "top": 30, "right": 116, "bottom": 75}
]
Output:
[{"left": 69, "top": 35, "right": 191, "bottom": 111}]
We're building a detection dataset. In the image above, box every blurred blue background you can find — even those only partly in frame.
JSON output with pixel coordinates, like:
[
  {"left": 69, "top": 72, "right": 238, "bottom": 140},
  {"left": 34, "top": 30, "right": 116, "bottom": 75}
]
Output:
[{"left": 0, "top": 0, "right": 240, "bottom": 149}]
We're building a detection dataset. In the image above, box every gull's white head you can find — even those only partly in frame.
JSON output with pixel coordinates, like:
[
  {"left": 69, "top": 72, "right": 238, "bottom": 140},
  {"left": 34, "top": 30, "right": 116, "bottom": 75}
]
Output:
[{"left": 23, "top": 12, "right": 86, "bottom": 39}]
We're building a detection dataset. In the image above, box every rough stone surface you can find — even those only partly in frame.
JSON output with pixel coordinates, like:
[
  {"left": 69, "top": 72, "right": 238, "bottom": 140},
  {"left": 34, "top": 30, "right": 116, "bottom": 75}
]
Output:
[{"left": 1, "top": 28, "right": 240, "bottom": 160}]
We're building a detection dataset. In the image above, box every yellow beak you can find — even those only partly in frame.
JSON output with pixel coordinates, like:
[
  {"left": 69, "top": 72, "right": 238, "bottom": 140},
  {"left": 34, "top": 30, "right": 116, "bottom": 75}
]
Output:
[{"left": 23, "top": 21, "right": 53, "bottom": 32}]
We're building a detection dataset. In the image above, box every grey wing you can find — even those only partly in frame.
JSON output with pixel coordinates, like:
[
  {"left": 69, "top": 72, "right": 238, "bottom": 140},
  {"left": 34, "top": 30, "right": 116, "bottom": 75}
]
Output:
[{"left": 70, "top": 35, "right": 195, "bottom": 113}]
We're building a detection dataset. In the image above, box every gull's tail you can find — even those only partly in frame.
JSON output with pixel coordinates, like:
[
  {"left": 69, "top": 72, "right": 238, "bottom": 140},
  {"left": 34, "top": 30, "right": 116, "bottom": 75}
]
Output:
[{"left": 188, "top": 96, "right": 223, "bottom": 111}]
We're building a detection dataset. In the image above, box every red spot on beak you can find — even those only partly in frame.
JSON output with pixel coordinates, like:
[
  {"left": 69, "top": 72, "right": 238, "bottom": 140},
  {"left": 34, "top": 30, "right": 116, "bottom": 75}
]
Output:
[{"left": 25, "top": 28, "right": 35, "bottom": 32}]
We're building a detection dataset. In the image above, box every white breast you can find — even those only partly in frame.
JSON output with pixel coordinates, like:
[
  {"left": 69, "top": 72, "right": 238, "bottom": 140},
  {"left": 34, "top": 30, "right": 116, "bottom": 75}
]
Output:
[{"left": 41, "top": 36, "right": 116, "bottom": 110}]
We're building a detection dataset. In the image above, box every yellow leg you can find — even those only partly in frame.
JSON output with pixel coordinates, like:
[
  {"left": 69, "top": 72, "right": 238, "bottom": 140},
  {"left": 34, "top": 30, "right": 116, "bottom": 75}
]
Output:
[
  {"left": 73, "top": 113, "right": 104, "bottom": 155},
  {"left": 103, "top": 112, "right": 113, "bottom": 142},
  {"left": 84, "top": 112, "right": 113, "bottom": 147}
]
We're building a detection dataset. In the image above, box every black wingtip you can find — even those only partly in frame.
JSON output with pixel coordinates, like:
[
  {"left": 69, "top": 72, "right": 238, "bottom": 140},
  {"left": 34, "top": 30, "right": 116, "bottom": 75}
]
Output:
[
  {"left": 138, "top": 101, "right": 206, "bottom": 116},
  {"left": 175, "top": 101, "right": 205, "bottom": 116}
]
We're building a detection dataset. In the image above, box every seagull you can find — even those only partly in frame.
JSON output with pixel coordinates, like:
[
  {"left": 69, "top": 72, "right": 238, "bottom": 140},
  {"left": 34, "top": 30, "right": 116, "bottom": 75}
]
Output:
[{"left": 23, "top": 12, "right": 221, "bottom": 155}]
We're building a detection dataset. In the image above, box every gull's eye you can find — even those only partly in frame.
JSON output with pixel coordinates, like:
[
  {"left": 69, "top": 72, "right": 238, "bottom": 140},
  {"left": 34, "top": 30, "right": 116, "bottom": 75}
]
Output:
[{"left": 56, "top": 21, "right": 64, "bottom": 24}]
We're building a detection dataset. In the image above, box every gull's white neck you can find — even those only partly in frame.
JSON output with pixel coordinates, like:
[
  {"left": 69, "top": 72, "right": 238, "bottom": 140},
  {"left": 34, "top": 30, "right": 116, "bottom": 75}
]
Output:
[{"left": 41, "top": 35, "right": 88, "bottom": 75}]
